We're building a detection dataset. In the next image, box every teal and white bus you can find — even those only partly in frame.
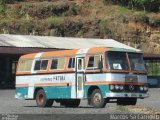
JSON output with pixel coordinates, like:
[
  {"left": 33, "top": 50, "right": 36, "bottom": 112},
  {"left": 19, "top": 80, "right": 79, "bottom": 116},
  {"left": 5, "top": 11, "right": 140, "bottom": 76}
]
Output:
[{"left": 15, "top": 47, "right": 149, "bottom": 108}]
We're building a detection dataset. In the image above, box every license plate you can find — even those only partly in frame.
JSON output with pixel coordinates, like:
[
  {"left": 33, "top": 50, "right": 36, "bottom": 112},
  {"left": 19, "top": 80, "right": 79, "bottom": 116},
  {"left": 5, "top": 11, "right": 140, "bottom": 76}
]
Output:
[{"left": 125, "top": 75, "right": 138, "bottom": 82}]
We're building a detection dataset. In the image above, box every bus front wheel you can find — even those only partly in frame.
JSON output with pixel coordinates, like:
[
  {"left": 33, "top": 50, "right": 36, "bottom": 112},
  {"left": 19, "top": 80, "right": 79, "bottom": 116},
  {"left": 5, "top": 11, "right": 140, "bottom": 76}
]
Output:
[
  {"left": 90, "top": 89, "right": 106, "bottom": 108},
  {"left": 117, "top": 98, "right": 137, "bottom": 105},
  {"left": 36, "top": 89, "right": 54, "bottom": 107}
]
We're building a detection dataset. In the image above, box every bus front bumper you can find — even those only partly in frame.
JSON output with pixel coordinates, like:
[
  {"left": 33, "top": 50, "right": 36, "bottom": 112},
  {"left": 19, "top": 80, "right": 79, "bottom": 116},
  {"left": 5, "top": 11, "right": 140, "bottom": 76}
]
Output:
[{"left": 106, "top": 92, "right": 149, "bottom": 98}]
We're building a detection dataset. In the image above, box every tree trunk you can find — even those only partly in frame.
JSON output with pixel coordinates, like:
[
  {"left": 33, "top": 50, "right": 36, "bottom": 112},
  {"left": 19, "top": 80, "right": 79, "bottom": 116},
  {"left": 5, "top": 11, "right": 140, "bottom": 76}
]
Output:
[
  {"left": 142, "top": 4, "right": 146, "bottom": 13},
  {"left": 131, "top": 0, "right": 134, "bottom": 10}
]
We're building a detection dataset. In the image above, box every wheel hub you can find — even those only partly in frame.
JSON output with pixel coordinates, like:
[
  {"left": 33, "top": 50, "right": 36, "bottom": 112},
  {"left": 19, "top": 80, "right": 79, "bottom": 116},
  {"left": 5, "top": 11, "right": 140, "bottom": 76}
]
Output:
[
  {"left": 38, "top": 93, "right": 44, "bottom": 104},
  {"left": 94, "top": 93, "right": 101, "bottom": 104}
]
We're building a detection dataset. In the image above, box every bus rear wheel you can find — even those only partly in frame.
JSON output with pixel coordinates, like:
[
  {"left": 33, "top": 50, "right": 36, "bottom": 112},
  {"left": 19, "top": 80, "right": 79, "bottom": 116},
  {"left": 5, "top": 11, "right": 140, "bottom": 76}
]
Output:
[
  {"left": 90, "top": 89, "right": 106, "bottom": 108},
  {"left": 61, "top": 99, "right": 80, "bottom": 108},
  {"left": 117, "top": 98, "right": 137, "bottom": 105},
  {"left": 36, "top": 89, "right": 54, "bottom": 107}
]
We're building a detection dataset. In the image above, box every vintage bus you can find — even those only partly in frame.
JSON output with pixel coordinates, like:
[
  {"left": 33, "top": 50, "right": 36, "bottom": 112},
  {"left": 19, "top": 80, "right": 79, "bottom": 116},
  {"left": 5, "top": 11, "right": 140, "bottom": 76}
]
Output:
[{"left": 15, "top": 47, "right": 149, "bottom": 108}]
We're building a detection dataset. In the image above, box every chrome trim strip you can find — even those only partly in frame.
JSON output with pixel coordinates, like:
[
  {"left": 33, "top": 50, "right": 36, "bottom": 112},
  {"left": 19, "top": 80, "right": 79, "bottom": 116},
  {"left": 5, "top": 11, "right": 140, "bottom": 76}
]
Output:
[{"left": 106, "top": 92, "right": 149, "bottom": 98}]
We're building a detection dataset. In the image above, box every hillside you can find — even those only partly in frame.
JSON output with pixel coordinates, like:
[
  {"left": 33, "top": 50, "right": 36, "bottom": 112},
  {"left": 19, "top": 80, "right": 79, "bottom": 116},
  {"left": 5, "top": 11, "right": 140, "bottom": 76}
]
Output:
[{"left": 0, "top": 0, "right": 160, "bottom": 53}]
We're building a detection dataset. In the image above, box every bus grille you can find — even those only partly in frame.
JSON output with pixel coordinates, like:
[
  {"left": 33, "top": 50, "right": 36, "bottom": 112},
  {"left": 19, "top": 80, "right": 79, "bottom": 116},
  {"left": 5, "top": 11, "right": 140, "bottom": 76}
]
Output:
[{"left": 124, "top": 85, "right": 139, "bottom": 92}]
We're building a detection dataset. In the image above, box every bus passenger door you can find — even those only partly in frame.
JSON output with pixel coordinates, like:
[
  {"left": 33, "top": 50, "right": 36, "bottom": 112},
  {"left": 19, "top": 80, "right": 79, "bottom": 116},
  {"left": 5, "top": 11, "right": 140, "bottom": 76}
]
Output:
[{"left": 76, "top": 57, "right": 85, "bottom": 98}]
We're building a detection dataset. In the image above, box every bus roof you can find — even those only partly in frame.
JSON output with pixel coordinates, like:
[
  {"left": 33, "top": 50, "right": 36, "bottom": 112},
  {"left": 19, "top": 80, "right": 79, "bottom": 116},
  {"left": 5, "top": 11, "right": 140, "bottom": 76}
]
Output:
[{"left": 20, "top": 47, "right": 141, "bottom": 59}]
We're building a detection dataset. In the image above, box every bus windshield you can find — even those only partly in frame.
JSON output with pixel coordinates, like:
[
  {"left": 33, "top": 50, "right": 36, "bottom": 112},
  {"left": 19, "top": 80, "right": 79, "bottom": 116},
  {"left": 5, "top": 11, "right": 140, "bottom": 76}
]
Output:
[
  {"left": 106, "top": 52, "right": 129, "bottom": 70},
  {"left": 106, "top": 52, "right": 145, "bottom": 71},
  {"left": 128, "top": 53, "right": 145, "bottom": 71}
]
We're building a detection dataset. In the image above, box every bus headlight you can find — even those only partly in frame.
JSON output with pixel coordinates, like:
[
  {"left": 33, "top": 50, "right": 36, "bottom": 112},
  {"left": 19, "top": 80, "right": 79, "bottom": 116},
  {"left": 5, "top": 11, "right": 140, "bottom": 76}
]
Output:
[
  {"left": 110, "top": 85, "right": 115, "bottom": 90},
  {"left": 109, "top": 85, "right": 124, "bottom": 91},
  {"left": 140, "top": 86, "right": 144, "bottom": 91},
  {"left": 115, "top": 85, "right": 120, "bottom": 90},
  {"left": 119, "top": 85, "right": 124, "bottom": 90},
  {"left": 139, "top": 86, "right": 148, "bottom": 92},
  {"left": 143, "top": 86, "right": 148, "bottom": 91}
]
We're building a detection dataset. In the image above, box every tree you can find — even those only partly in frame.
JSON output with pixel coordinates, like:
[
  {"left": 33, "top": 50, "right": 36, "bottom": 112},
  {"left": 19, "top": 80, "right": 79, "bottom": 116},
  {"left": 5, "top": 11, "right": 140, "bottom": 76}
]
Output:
[
  {"left": 108, "top": 0, "right": 160, "bottom": 12},
  {"left": 132, "top": 0, "right": 160, "bottom": 12}
]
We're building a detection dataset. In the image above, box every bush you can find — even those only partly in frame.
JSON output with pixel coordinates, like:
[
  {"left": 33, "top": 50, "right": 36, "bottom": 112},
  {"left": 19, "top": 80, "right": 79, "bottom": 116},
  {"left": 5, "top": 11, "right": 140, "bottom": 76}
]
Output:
[
  {"left": 18, "top": 2, "right": 69, "bottom": 19},
  {"left": 133, "top": 12, "right": 149, "bottom": 24},
  {"left": 149, "top": 16, "right": 160, "bottom": 27},
  {"left": 0, "top": 4, "right": 5, "bottom": 13},
  {"left": 48, "top": 16, "right": 59, "bottom": 26},
  {"left": 0, "top": 0, "right": 5, "bottom": 13}
]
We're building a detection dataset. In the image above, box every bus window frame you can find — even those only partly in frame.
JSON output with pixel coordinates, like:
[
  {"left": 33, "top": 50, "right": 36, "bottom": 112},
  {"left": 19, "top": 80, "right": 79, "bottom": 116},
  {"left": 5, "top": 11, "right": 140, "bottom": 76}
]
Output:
[
  {"left": 34, "top": 59, "right": 49, "bottom": 71},
  {"left": 17, "top": 59, "right": 33, "bottom": 72},
  {"left": 105, "top": 51, "right": 130, "bottom": 72},
  {"left": 86, "top": 54, "right": 103, "bottom": 70},
  {"left": 50, "top": 57, "right": 66, "bottom": 71},
  {"left": 67, "top": 57, "right": 76, "bottom": 70}
]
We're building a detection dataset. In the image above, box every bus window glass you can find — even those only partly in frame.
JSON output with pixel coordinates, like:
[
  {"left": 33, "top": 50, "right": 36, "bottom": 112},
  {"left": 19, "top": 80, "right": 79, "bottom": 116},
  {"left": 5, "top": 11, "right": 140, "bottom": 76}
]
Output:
[
  {"left": 106, "top": 52, "right": 129, "bottom": 70},
  {"left": 18, "top": 61, "right": 25, "bottom": 71},
  {"left": 18, "top": 60, "right": 33, "bottom": 72},
  {"left": 78, "top": 59, "right": 82, "bottom": 70},
  {"left": 34, "top": 60, "right": 41, "bottom": 70},
  {"left": 94, "top": 56, "right": 101, "bottom": 68},
  {"left": 51, "top": 59, "right": 58, "bottom": 69},
  {"left": 41, "top": 60, "right": 48, "bottom": 70},
  {"left": 68, "top": 58, "right": 75, "bottom": 69},
  {"left": 128, "top": 53, "right": 145, "bottom": 71},
  {"left": 58, "top": 58, "right": 65, "bottom": 69},
  {"left": 25, "top": 60, "right": 33, "bottom": 71},
  {"left": 51, "top": 58, "right": 65, "bottom": 70},
  {"left": 87, "top": 56, "right": 102, "bottom": 69},
  {"left": 87, "top": 56, "right": 94, "bottom": 67}
]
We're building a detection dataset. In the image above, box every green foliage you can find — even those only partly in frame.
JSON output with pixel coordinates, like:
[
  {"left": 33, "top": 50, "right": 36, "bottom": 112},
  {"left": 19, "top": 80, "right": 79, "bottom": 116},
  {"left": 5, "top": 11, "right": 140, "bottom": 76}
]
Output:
[
  {"left": 108, "top": 0, "right": 160, "bottom": 12},
  {"left": 70, "top": 4, "right": 80, "bottom": 15},
  {"left": 133, "top": 12, "right": 149, "bottom": 24},
  {"left": 0, "top": 4, "right": 5, "bottom": 13},
  {"left": 149, "top": 16, "right": 160, "bottom": 27},
  {"left": 133, "top": 0, "right": 160, "bottom": 12},
  {"left": 146, "top": 60, "right": 160, "bottom": 76},
  {"left": 0, "top": 0, "right": 5, "bottom": 13},
  {"left": 48, "top": 16, "right": 59, "bottom": 26},
  {"left": 17, "top": 2, "right": 69, "bottom": 19}
]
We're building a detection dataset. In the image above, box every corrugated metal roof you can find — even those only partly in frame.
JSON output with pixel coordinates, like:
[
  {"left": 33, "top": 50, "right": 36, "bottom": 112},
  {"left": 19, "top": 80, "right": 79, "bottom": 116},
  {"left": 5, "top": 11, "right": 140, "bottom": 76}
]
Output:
[{"left": 0, "top": 34, "right": 140, "bottom": 52}]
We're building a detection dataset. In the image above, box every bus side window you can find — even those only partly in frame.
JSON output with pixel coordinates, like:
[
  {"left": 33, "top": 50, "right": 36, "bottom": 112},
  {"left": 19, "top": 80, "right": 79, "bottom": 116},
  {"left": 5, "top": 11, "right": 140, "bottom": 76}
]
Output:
[
  {"left": 34, "top": 60, "right": 48, "bottom": 71},
  {"left": 88, "top": 56, "right": 94, "bottom": 68},
  {"left": 41, "top": 60, "right": 48, "bottom": 70},
  {"left": 51, "top": 59, "right": 58, "bottom": 69},
  {"left": 18, "top": 60, "right": 26, "bottom": 71},
  {"left": 68, "top": 58, "right": 75, "bottom": 69},
  {"left": 87, "top": 55, "right": 102, "bottom": 69},
  {"left": 51, "top": 58, "right": 65, "bottom": 70},
  {"left": 34, "top": 60, "right": 41, "bottom": 70},
  {"left": 18, "top": 60, "right": 33, "bottom": 72},
  {"left": 78, "top": 59, "right": 83, "bottom": 70}
]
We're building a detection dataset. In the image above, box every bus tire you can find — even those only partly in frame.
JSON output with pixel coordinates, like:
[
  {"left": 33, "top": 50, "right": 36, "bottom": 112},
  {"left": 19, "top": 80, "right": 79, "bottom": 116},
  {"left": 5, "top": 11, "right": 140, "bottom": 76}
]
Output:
[
  {"left": 36, "top": 89, "right": 54, "bottom": 107},
  {"left": 117, "top": 98, "right": 137, "bottom": 105},
  {"left": 90, "top": 89, "right": 106, "bottom": 108},
  {"left": 63, "top": 99, "right": 80, "bottom": 108}
]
